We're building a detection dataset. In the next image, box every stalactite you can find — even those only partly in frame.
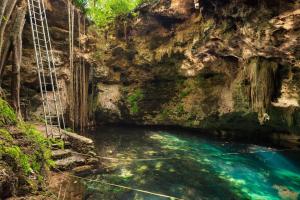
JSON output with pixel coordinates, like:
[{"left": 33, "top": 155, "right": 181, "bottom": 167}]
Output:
[{"left": 248, "top": 57, "right": 278, "bottom": 124}]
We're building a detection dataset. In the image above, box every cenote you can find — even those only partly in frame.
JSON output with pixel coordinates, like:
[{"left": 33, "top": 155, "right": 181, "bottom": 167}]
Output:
[
  {"left": 3, "top": 0, "right": 300, "bottom": 199},
  {"left": 81, "top": 126, "right": 300, "bottom": 200}
]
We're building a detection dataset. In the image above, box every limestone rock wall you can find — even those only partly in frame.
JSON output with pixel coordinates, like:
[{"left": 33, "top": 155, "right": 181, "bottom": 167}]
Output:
[
  {"left": 4, "top": 0, "right": 299, "bottom": 135},
  {"left": 90, "top": 0, "right": 300, "bottom": 134}
]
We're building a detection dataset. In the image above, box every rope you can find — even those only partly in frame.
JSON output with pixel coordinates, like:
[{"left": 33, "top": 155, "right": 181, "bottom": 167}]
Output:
[
  {"left": 206, "top": 148, "right": 300, "bottom": 157},
  {"left": 54, "top": 167, "right": 184, "bottom": 200},
  {"left": 95, "top": 155, "right": 178, "bottom": 161},
  {"left": 70, "top": 148, "right": 300, "bottom": 163}
]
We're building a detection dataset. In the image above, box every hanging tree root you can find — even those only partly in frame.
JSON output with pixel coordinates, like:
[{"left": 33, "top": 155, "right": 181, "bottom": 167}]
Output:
[{"left": 0, "top": 0, "right": 26, "bottom": 118}]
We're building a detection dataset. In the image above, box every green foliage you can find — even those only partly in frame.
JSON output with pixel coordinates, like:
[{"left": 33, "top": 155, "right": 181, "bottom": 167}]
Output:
[
  {"left": 179, "top": 88, "right": 192, "bottom": 99},
  {"left": 49, "top": 138, "right": 65, "bottom": 150},
  {"left": 127, "top": 89, "right": 144, "bottom": 114},
  {"left": 2, "top": 146, "right": 32, "bottom": 174},
  {"left": 158, "top": 108, "right": 171, "bottom": 121},
  {"left": 0, "top": 98, "right": 55, "bottom": 192},
  {"left": 20, "top": 124, "right": 55, "bottom": 168},
  {"left": 0, "top": 128, "right": 13, "bottom": 142},
  {"left": 0, "top": 98, "right": 17, "bottom": 126},
  {"left": 175, "top": 105, "right": 185, "bottom": 117},
  {"left": 0, "top": 124, "right": 55, "bottom": 175},
  {"left": 73, "top": 0, "right": 88, "bottom": 10},
  {"left": 85, "top": 0, "right": 143, "bottom": 27}
]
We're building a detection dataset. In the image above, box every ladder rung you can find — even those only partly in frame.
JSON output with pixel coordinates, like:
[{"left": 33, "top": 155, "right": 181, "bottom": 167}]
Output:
[
  {"left": 32, "top": 11, "right": 45, "bottom": 16},
  {"left": 33, "top": 30, "right": 44, "bottom": 35},
  {"left": 41, "top": 90, "right": 58, "bottom": 94},
  {"left": 34, "top": 24, "right": 44, "bottom": 28},
  {"left": 29, "top": 3, "right": 40, "bottom": 9},
  {"left": 49, "top": 125, "right": 60, "bottom": 127},
  {"left": 40, "top": 49, "right": 48, "bottom": 53},
  {"left": 44, "top": 82, "right": 57, "bottom": 85},
  {"left": 32, "top": 23, "right": 44, "bottom": 29},
  {"left": 34, "top": 17, "right": 45, "bottom": 21},
  {"left": 46, "top": 116, "right": 59, "bottom": 118},
  {"left": 37, "top": 37, "right": 49, "bottom": 42},
  {"left": 38, "top": 45, "right": 48, "bottom": 49},
  {"left": 30, "top": 0, "right": 41, "bottom": 4},
  {"left": 33, "top": 29, "right": 44, "bottom": 35},
  {"left": 38, "top": 68, "right": 57, "bottom": 73},
  {"left": 47, "top": 121, "right": 60, "bottom": 125},
  {"left": 42, "top": 89, "right": 58, "bottom": 93},
  {"left": 30, "top": 1, "right": 41, "bottom": 6}
]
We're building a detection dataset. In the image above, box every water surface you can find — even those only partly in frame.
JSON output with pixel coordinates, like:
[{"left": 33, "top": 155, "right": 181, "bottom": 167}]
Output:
[{"left": 82, "top": 126, "right": 300, "bottom": 200}]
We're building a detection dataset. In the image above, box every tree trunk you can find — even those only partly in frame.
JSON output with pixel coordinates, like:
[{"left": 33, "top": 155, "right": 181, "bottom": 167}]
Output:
[
  {"left": 0, "top": 0, "right": 17, "bottom": 67},
  {"left": 0, "top": 0, "right": 26, "bottom": 118},
  {"left": 0, "top": 0, "right": 9, "bottom": 27},
  {"left": 12, "top": 2, "right": 26, "bottom": 117}
]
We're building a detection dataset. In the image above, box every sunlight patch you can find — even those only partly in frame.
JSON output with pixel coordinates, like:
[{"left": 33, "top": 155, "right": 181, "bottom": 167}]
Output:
[{"left": 119, "top": 168, "right": 133, "bottom": 179}]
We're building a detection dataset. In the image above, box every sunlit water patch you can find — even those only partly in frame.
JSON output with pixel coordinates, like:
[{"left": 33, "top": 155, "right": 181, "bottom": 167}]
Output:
[{"left": 82, "top": 126, "right": 300, "bottom": 200}]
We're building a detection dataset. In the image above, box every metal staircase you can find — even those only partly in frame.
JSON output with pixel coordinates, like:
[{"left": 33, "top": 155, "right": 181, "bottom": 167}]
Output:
[{"left": 27, "top": 0, "right": 66, "bottom": 138}]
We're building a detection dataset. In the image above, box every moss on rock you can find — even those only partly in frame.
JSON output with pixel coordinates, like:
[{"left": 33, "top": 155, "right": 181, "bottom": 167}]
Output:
[{"left": 0, "top": 98, "right": 53, "bottom": 198}]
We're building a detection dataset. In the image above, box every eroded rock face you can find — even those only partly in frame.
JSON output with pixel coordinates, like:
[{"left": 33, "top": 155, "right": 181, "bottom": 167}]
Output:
[
  {"left": 2, "top": 0, "right": 90, "bottom": 128},
  {"left": 0, "top": 162, "right": 16, "bottom": 199},
  {"left": 91, "top": 0, "right": 300, "bottom": 134}
]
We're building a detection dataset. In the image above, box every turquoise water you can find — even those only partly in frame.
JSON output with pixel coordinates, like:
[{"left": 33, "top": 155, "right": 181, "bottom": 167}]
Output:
[{"left": 82, "top": 126, "right": 300, "bottom": 200}]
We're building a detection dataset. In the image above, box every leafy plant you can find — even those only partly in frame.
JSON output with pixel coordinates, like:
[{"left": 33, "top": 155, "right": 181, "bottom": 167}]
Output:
[
  {"left": 73, "top": 0, "right": 88, "bottom": 10},
  {"left": 175, "top": 105, "right": 185, "bottom": 116},
  {"left": 85, "top": 0, "right": 143, "bottom": 27},
  {"left": 127, "top": 89, "right": 144, "bottom": 114}
]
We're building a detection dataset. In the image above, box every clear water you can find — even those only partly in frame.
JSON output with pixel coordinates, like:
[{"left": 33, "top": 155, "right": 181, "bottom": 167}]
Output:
[{"left": 82, "top": 126, "right": 300, "bottom": 200}]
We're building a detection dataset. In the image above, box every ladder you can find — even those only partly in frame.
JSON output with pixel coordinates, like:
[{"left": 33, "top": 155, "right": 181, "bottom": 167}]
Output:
[{"left": 27, "top": 0, "right": 66, "bottom": 138}]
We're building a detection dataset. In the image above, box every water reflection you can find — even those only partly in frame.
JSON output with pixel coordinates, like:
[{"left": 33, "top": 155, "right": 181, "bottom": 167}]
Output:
[{"left": 83, "top": 127, "right": 300, "bottom": 200}]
